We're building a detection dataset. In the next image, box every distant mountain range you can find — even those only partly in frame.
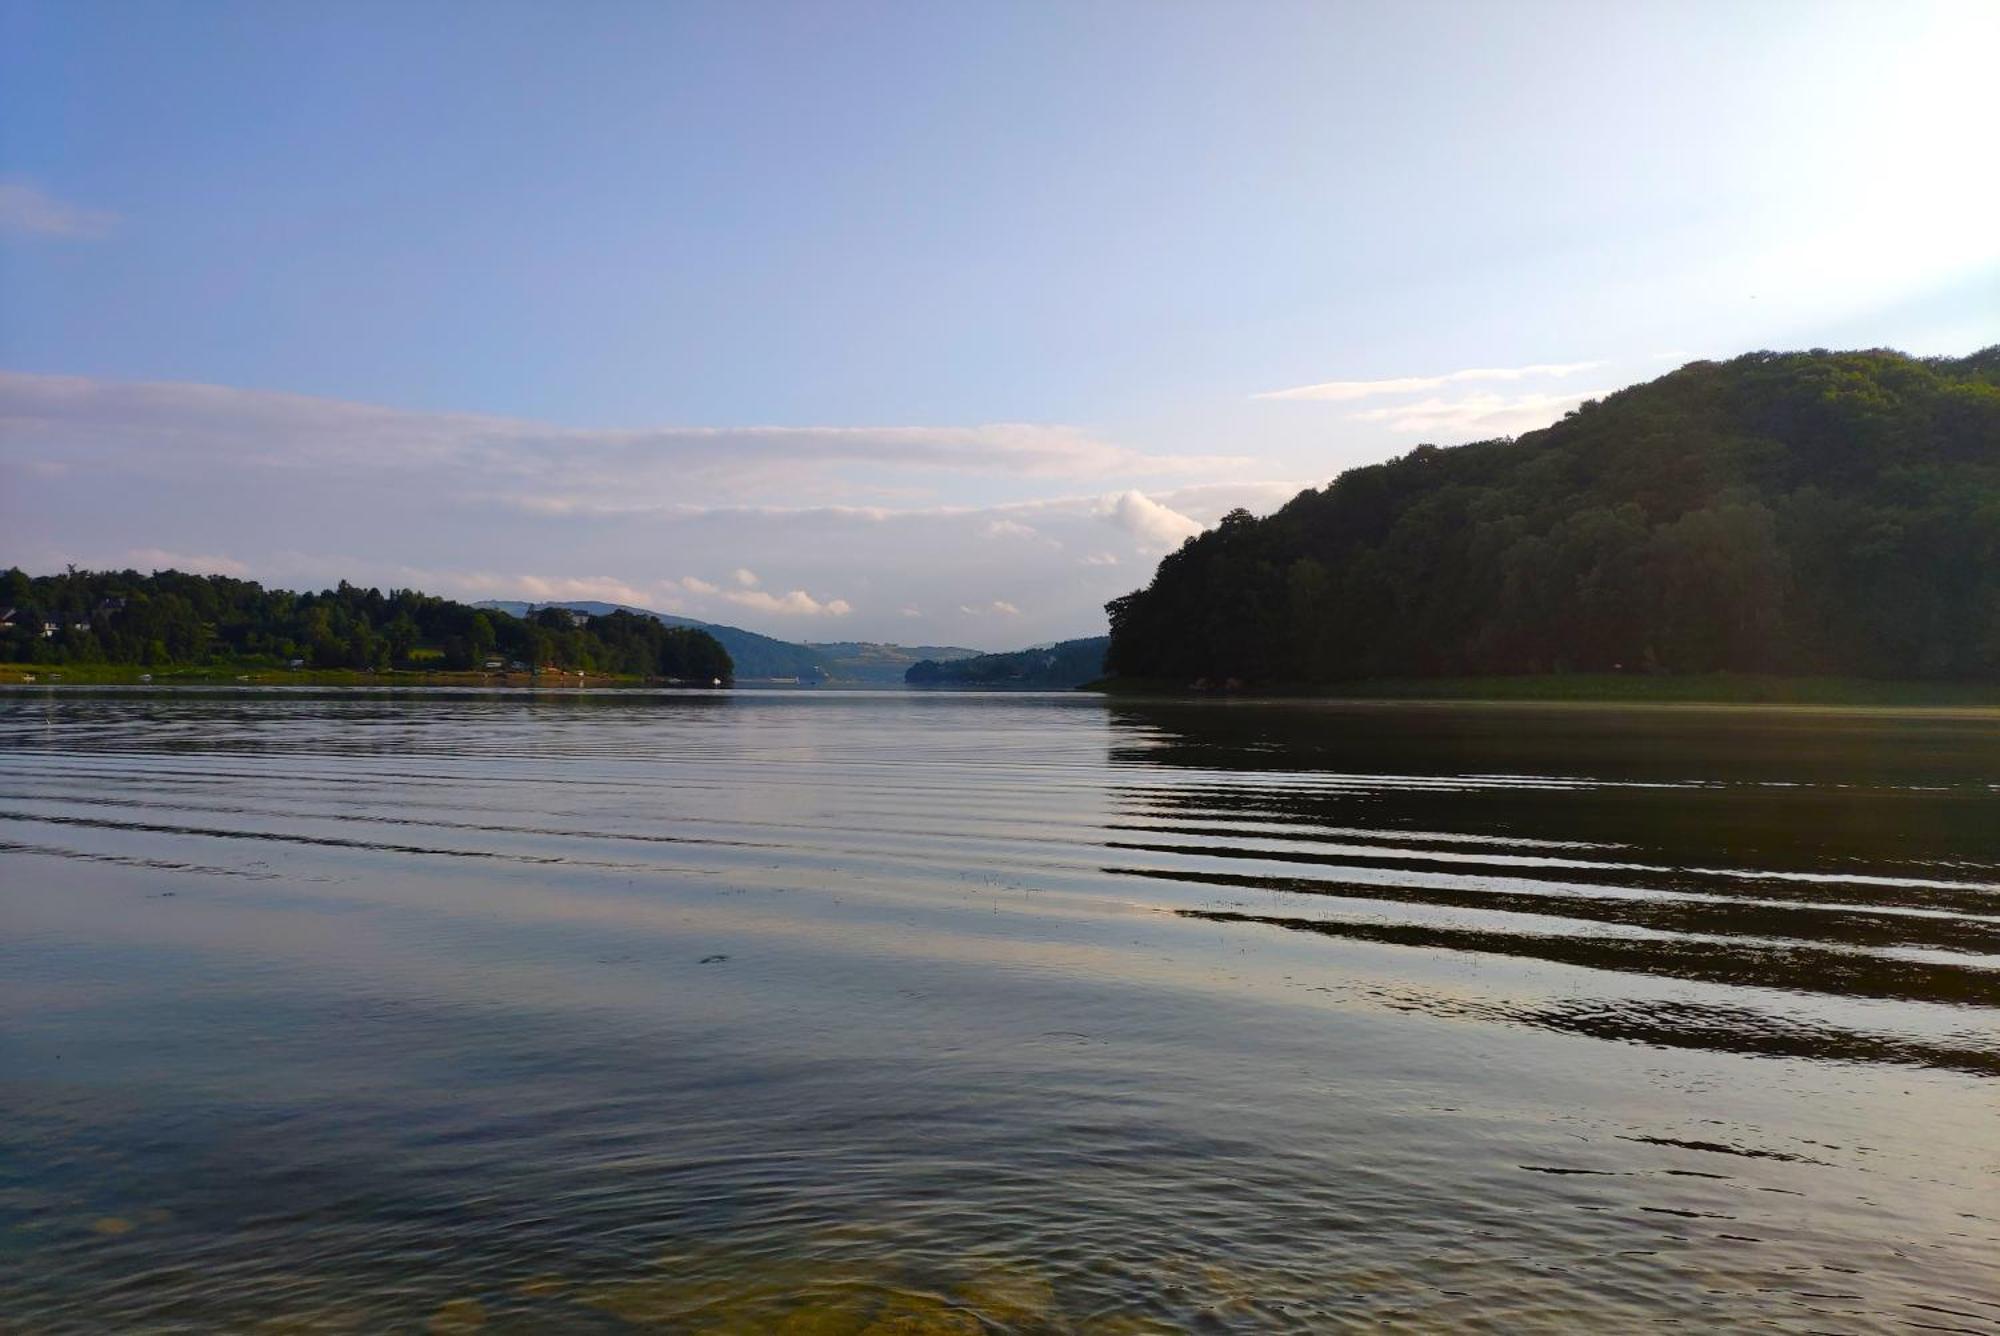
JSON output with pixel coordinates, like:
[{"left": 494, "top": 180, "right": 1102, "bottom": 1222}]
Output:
[{"left": 473, "top": 600, "right": 985, "bottom": 682}]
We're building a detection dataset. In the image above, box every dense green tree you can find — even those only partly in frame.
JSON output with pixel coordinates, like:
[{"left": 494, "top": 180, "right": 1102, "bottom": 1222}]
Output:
[
  {"left": 469, "top": 613, "right": 497, "bottom": 661},
  {"left": 0, "top": 570, "right": 733, "bottom": 683}
]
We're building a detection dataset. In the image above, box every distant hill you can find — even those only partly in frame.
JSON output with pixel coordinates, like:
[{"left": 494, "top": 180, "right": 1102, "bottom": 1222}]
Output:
[
  {"left": 906, "top": 636, "right": 1109, "bottom": 688},
  {"left": 475, "top": 601, "right": 981, "bottom": 682},
  {"left": 1106, "top": 347, "right": 2000, "bottom": 684}
]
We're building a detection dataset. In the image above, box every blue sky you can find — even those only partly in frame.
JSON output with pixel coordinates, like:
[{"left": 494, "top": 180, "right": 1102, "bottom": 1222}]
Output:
[{"left": 3, "top": 0, "right": 1995, "bottom": 645}]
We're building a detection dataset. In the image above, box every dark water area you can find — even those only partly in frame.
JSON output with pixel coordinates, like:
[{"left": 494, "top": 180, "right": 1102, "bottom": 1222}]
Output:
[{"left": 2, "top": 688, "right": 1997, "bottom": 1332}]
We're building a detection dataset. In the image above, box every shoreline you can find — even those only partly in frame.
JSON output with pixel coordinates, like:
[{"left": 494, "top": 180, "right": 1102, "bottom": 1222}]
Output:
[
  {"left": 0, "top": 663, "right": 717, "bottom": 689},
  {"left": 1082, "top": 673, "right": 2000, "bottom": 711},
  {"left": 10, "top": 665, "right": 2000, "bottom": 713}
]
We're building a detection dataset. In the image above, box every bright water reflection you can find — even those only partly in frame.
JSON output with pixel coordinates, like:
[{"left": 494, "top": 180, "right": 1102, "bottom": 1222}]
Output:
[{"left": 2, "top": 688, "right": 1997, "bottom": 1330}]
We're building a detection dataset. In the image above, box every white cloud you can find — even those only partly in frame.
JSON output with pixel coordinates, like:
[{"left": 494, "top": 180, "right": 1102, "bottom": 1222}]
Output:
[
  {"left": 1348, "top": 389, "right": 1603, "bottom": 436},
  {"left": 498, "top": 574, "right": 662, "bottom": 607},
  {"left": 1254, "top": 360, "right": 1600, "bottom": 402},
  {"left": 1097, "top": 489, "right": 1204, "bottom": 551},
  {"left": 1144, "top": 478, "right": 1309, "bottom": 518},
  {"left": 0, "top": 181, "right": 118, "bottom": 240},
  {"left": 673, "top": 572, "right": 848, "bottom": 616},
  {"left": 721, "top": 588, "right": 852, "bottom": 617},
  {"left": 983, "top": 518, "right": 1040, "bottom": 540},
  {"left": 14, "top": 484, "right": 1315, "bottom": 643},
  {"left": 0, "top": 369, "right": 1320, "bottom": 645},
  {"left": 475, "top": 480, "right": 1308, "bottom": 532}
]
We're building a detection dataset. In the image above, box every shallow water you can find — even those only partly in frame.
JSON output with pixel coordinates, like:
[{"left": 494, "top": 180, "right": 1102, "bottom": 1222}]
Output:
[{"left": 2, "top": 688, "right": 1997, "bottom": 1332}]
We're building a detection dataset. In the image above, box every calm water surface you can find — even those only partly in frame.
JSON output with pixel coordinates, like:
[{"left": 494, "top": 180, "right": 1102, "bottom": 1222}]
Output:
[{"left": 3, "top": 688, "right": 1997, "bottom": 1332}]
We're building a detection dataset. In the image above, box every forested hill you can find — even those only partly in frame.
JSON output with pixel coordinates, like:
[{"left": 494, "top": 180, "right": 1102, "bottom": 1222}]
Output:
[
  {"left": 906, "top": 636, "right": 1109, "bottom": 688},
  {"left": 1, "top": 570, "right": 733, "bottom": 681},
  {"left": 1106, "top": 347, "right": 2000, "bottom": 684}
]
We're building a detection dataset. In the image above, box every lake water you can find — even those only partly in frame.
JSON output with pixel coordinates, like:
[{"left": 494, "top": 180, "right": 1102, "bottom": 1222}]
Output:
[{"left": 3, "top": 688, "right": 1997, "bottom": 1332}]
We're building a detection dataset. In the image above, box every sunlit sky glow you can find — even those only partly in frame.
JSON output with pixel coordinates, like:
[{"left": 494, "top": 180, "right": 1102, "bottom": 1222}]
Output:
[{"left": 2, "top": 0, "right": 1994, "bottom": 646}]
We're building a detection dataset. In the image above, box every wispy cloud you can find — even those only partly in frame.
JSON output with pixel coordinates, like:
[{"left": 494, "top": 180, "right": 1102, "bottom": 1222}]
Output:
[
  {"left": 1254, "top": 360, "right": 1600, "bottom": 402},
  {"left": 0, "top": 372, "right": 1247, "bottom": 511},
  {"left": 1348, "top": 389, "right": 1602, "bottom": 436},
  {"left": 0, "top": 181, "right": 118, "bottom": 240}
]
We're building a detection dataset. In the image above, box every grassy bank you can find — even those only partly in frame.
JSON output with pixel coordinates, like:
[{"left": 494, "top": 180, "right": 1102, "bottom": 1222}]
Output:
[{"left": 1084, "top": 673, "right": 2000, "bottom": 708}]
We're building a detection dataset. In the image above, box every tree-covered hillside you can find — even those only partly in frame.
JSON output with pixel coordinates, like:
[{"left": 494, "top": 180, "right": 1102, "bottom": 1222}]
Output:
[
  {"left": 1107, "top": 348, "right": 2000, "bottom": 684},
  {"left": 1, "top": 570, "right": 733, "bottom": 681},
  {"left": 905, "top": 636, "right": 1108, "bottom": 687}
]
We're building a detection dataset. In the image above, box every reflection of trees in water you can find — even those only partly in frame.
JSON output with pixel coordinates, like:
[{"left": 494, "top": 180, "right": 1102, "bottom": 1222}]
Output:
[
  {"left": 1101, "top": 701, "right": 2000, "bottom": 1075},
  {"left": 1104, "top": 701, "right": 2000, "bottom": 871}
]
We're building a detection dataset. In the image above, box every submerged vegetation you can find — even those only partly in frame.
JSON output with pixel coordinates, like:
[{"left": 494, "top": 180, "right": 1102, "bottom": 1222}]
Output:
[
  {"left": 0, "top": 568, "right": 733, "bottom": 682},
  {"left": 1106, "top": 348, "right": 2000, "bottom": 687}
]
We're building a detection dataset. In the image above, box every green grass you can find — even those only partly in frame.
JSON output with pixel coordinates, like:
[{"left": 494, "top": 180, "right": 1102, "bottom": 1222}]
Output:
[{"left": 1084, "top": 673, "right": 2000, "bottom": 708}]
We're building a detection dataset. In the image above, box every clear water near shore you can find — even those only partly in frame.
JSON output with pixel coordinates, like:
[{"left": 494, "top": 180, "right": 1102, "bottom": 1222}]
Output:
[{"left": 3, "top": 688, "right": 1997, "bottom": 1331}]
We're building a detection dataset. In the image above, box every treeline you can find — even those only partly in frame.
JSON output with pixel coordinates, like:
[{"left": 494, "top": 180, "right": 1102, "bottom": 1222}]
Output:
[
  {"left": 905, "top": 636, "right": 1109, "bottom": 687},
  {"left": 0, "top": 569, "right": 733, "bottom": 681},
  {"left": 1107, "top": 347, "right": 2000, "bottom": 684}
]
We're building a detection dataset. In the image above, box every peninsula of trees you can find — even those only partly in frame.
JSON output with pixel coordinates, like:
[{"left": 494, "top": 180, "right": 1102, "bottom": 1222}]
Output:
[
  {"left": 0, "top": 570, "right": 733, "bottom": 683},
  {"left": 1106, "top": 348, "right": 2000, "bottom": 686}
]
